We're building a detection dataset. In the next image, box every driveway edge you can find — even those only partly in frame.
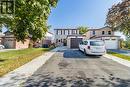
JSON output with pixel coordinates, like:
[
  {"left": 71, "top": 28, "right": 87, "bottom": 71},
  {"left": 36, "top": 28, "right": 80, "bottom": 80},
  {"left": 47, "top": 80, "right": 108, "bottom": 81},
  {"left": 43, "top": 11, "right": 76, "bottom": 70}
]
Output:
[
  {"left": 104, "top": 54, "right": 130, "bottom": 67},
  {"left": 0, "top": 47, "right": 59, "bottom": 87}
]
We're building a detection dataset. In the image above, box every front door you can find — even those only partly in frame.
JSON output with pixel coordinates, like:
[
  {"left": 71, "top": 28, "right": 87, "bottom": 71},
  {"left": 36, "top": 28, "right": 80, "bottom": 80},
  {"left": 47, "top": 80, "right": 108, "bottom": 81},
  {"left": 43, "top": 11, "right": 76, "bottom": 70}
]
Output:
[{"left": 63, "top": 39, "right": 67, "bottom": 46}]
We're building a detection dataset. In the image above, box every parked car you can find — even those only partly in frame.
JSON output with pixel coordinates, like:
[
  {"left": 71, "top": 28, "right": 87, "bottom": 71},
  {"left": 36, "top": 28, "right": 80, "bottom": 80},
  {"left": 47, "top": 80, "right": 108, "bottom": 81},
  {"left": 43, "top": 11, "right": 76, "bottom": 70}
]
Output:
[
  {"left": 0, "top": 45, "right": 5, "bottom": 50},
  {"left": 79, "top": 40, "right": 106, "bottom": 56}
]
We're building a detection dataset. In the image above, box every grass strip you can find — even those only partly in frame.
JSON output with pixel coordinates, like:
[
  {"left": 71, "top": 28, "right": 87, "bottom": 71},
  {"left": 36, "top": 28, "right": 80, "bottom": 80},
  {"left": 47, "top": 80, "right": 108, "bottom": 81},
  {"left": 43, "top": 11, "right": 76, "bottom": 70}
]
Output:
[
  {"left": 107, "top": 51, "right": 130, "bottom": 61},
  {"left": 0, "top": 48, "right": 51, "bottom": 76}
]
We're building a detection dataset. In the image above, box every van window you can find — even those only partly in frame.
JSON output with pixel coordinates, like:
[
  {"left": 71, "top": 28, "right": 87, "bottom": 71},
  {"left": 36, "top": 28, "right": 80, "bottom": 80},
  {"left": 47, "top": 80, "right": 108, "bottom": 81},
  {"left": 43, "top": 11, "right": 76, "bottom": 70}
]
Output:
[
  {"left": 90, "top": 41, "right": 104, "bottom": 46},
  {"left": 83, "top": 41, "right": 88, "bottom": 45},
  {"left": 80, "top": 42, "right": 83, "bottom": 45}
]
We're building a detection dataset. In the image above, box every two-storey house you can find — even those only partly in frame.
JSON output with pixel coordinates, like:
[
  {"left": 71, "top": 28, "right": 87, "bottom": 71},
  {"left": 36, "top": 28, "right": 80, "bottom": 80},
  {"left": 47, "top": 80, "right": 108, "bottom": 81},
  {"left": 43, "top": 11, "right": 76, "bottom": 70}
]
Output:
[
  {"left": 84, "top": 26, "right": 120, "bottom": 49},
  {"left": 54, "top": 29, "right": 85, "bottom": 48}
]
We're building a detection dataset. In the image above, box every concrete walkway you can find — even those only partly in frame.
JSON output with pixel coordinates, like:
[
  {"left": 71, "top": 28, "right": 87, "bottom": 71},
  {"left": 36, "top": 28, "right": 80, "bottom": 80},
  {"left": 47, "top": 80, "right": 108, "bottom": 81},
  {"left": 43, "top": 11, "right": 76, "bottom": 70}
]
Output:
[
  {"left": 104, "top": 54, "right": 130, "bottom": 68},
  {"left": 0, "top": 49, "right": 18, "bottom": 52},
  {"left": 0, "top": 47, "right": 62, "bottom": 87}
]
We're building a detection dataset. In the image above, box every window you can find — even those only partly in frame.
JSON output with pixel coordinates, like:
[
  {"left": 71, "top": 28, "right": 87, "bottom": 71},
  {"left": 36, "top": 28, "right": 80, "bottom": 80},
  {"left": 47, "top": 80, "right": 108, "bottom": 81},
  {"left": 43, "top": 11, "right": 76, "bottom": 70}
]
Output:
[
  {"left": 83, "top": 41, "right": 88, "bottom": 45},
  {"left": 93, "top": 30, "right": 95, "bottom": 35},
  {"left": 65, "top": 30, "right": 68, "bottom": 35},
  {"left": 58, "top": 30, "right": 62, "bottom": 35},
  {"left": 72, "top": 30, "right": 77, "bottom": 34},
  {"left": 105, "top": 39, "right": 110, "bottom": 40},
  {"left": 77, "top": 30, "right": 79, "bottom": 34},
  {"left": 102, "top": 31, "right": 105, "bottom": 35},
  {"left": 108, "top": 31, "right": 111, "bottom": 35},
  {"left": 68, "top": 30, "right": 70, "bottom": 35},
  {"left": 112, "top": 39, "right": 116, "bottom": 40},
  {"left": 56, "top": 30, "right": 58, "bottom": 35},
  {"left": 63, "top": 30, "right": 65, "bottom": 35},
  {"left": 61, "top": 30, "right": 62, "bottom": 35},
  {"left": 90, "top": 41, "right": 104, "bottom": 46},
  {"left": 80, "top": 41, "right": 83, "bottom": 45}
]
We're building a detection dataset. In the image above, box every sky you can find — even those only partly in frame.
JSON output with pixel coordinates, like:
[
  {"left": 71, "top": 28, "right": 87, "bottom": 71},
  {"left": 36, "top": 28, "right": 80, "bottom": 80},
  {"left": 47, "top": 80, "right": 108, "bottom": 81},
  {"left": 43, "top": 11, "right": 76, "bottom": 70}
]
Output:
[{"left": 47, "top": 0, "right": 125, "bottom": 39}]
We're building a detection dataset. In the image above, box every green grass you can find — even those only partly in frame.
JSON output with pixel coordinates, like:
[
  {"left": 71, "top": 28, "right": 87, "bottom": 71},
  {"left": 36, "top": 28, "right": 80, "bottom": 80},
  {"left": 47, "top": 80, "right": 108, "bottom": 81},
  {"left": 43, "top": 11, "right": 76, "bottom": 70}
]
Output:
[
  {"left": 107, "top": 51, "right": 130, "bottom": 61},
  {"left": 0, "top": 48, "right": 52, "bottom": 76}
]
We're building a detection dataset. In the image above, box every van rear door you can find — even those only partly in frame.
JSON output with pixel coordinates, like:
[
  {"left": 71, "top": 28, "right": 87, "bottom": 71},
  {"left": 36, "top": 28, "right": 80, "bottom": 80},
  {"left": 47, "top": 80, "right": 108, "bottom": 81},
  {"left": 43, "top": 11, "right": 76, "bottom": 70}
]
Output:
[{"left": 90, "top": 41, "right": 105, "bottom": 53}]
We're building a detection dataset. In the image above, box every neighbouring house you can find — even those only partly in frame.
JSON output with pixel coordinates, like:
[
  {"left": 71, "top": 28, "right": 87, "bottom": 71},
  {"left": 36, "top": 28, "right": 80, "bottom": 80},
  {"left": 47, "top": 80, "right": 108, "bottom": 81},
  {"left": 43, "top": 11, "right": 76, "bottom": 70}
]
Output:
[
  {"left": 84, "top": 26, "right": 120, "bottom": 49},
  {"left": 41, "top": 32, "right": 54, "bottom": 48},
  {"left": 34, "top": 32, "right": 54, "bottom": 48},
  {"left": 0, "top": 33, "right": 5, "bottom": 44},
  {"left": 2, "top": 31, "right": 30, "bottom": 49},
  {"left": 54, "top": 28, "right": 85, "bottom": 48}
]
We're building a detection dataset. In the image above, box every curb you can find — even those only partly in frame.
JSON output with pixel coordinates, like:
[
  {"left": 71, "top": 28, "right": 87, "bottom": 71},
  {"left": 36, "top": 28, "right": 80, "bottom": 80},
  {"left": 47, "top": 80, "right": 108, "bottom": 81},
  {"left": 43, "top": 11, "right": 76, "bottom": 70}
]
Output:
[
  {"left": 103, "top": 54, "right": 130, "bottom": 68},
  {"left": 0, "top": 48, "right": 59, "bottom": 87}
]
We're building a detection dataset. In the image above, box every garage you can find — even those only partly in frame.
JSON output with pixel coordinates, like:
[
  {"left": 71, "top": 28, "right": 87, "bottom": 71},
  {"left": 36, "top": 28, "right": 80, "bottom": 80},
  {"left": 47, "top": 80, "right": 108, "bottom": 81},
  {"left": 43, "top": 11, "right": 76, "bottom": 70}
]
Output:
[
  {"left": 67, "top": 35, "right": 85, "bottom": 49},
  {"left": 70, "top": 38, "right": 82, "bottom": 48},
  {"left": 104, "top": 39, "right": 118, "bottom": 49},
  {"left": 91, "top": 36, "right": 120, "bottom": 49}
]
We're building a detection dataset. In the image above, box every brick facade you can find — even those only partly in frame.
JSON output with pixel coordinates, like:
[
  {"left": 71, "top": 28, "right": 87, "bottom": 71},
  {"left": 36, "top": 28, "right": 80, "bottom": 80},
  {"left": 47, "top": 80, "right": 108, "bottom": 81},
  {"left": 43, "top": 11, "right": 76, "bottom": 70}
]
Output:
[{"left": 2, "top": 31, "right": 30, "bottom": 49}]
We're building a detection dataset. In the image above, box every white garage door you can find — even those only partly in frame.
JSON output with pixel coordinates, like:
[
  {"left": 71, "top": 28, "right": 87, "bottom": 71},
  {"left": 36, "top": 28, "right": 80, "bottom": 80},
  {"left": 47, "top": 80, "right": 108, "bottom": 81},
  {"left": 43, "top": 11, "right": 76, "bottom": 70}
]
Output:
[{"left": 104, "top": 39, "right": 118, "bottom": 49}]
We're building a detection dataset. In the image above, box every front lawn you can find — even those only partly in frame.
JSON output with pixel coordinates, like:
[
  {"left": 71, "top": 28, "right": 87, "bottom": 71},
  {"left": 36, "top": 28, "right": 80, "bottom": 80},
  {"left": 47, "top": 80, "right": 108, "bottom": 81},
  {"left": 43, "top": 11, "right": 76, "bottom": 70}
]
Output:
[
  {"left": 107, "top": 51, "right": 130, "bottom": 61},
  {"left": 0, "top": 48, "right": 51, "bottom": 76}
]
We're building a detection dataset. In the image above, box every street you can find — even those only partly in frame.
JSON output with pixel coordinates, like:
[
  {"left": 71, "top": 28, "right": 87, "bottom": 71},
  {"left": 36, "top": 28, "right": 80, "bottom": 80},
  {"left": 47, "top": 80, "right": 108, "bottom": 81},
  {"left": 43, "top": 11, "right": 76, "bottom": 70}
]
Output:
[{"left": 23, "top": 49, "right": 130, "bottom": 87}]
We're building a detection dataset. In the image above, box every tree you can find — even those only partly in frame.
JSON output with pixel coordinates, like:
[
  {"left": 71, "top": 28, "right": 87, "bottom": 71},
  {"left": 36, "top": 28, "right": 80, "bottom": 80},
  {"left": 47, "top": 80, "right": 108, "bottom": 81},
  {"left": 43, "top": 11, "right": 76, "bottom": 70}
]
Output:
[
  {"left": 0, "top": 0, "right": 58, "bottom": 42},
  {"left": 106, "top": 0, "right": 130, "bottom": 36},
  {"left": 78, "top": 26, "right": 88, "bottom": 35}
]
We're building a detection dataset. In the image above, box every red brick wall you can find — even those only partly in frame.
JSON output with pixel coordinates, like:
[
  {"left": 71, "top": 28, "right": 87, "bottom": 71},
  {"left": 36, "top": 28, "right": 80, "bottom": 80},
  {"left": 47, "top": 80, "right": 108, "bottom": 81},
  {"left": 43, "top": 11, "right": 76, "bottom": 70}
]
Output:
[{"left": 15, "top": 39, "right": 30, "bottom": 49}]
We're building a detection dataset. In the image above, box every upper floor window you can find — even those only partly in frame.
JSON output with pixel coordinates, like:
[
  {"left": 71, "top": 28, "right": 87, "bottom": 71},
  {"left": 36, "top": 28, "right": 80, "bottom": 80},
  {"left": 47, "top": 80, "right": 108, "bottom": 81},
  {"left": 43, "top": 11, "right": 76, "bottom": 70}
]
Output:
[
  {"left": 72, "top": 30, "right": 77, "bottom": 34},
  {"left": 65, "top": 30, "right": 68, "bottom": 35},
  {"left": 77, "top": 30, "right": 79, "bottom": 34},
  {"left": 93, "top": 30, "right": 95, "bottom": 35},
  {"left": 102, "top": 31, "right": 105, "bottom": 35},
  {"left": 68, "top": 30, "right": 70, "bottom": 35},
  {"left": 57, "top": 30, "right": 62, "bottom": 35},
  {"left": 56, "top": 30, "right": 58, "bottom": 35},
  {"left": 108, "top": 31, "right": 111, "bottom": 35}
]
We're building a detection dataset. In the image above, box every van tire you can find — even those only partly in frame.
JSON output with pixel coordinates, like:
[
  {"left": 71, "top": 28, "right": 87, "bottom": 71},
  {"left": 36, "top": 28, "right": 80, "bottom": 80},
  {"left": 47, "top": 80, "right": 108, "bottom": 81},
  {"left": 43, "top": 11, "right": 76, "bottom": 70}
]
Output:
[
  {"left": 78, "top": 48, "right": 80, "bottom": 51},
  {"left": 84, "top": 49, "right": 88, "bottom": 56}
]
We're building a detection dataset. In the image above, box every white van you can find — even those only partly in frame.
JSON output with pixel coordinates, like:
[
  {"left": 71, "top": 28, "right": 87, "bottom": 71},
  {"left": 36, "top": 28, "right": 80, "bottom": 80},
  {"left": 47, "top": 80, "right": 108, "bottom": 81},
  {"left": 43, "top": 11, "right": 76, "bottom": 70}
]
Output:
[{"left": 79, "top": 40, "right": 106, "bottom": 56}]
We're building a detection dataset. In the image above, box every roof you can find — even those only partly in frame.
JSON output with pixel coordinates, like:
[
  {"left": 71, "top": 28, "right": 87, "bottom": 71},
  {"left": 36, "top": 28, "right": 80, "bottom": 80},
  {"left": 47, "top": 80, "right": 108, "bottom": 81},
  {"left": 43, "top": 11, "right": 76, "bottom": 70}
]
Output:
[
  {"left": 96, "top": 35, "right": 120, "bottom": 37},
  {"left": 90, "top": 35, "right": 120, "bottom": 39},
  {"left": 83, "top": 39, "right": 104, "bottom": 41},
  {"left": 47, "top": 32, "right": 53, "bottom": 35},
  {"left": 54, "top": 28, "right": 79, "bottom": 30},
  {"left": 67, "top": 34, "right": 86, "bottom": 37},
  {"left": 4, "top": 31, "right": 13, "bottom": 34},
  {"left": 54, "top": 26, "right": 111, "bottom": 31},
  {"left": 88, "top": 26, "right": 111, "bottom": 31}
]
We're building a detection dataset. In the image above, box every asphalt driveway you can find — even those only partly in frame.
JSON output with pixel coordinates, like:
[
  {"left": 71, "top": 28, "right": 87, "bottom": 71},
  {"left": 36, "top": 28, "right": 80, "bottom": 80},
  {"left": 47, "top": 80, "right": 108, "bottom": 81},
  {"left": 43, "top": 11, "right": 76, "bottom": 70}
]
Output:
[{"left": 23, "top": 49, "right": 130, "bottom": 87}]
